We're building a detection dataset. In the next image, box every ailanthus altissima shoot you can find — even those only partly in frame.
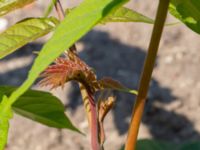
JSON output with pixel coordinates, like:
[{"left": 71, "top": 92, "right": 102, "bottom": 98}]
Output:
[{"left": 39, "top": 50, "right": 135, "bottom": 150}]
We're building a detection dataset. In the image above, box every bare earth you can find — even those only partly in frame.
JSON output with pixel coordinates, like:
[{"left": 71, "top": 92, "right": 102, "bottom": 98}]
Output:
[{"left": 1, "top": 0, "right": 200, "bottom": 150}]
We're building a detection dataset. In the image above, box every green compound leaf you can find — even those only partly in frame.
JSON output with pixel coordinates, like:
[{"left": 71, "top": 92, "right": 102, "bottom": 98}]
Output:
[
  {"left": 100, "top": 7, "right": 154, "bottom": 24},
  {"left": 0, "top": 86, "right": 79, "bottom": 131},
  {"left": 0, "top": 0, "right": 35, "bottom": 16},
  {"left": 169, "top": 0, "right": 200, "bottom": 34},
  {"left": 0, "top": 17, "right": 59, "bottom": 59}
]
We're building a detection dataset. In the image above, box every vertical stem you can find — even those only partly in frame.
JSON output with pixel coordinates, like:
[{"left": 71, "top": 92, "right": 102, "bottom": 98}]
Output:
[
  {"left": 54, "top": 0, "right": 65, "bottom": 20},
  {"left": 88, "top": 91, "right": 100, "bottom": 150},
  {"left": 125, "top": 0, "right": 170, "bottom": 150},
  {"left": 80, "top": 84, "right": 100, "bottom": 150},
  {"left": 54, "top": 0, "right": 78, "bottom": 53},
  {"left": 53, "top": 1, "right": 99, "bottom": 149}
]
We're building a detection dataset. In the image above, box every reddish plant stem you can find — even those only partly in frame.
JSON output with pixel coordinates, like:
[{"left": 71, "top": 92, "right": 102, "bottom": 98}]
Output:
[
  {"left": 54, "top": 0, "right": 65, "bottom": 20},
  {"left": 54, "top": 0, "right": 77, "bottom": 53},
  {"left": 53, "top": 1, "right": 100, "bottom": 150},
  {"left": 125, "top": 0, "right": 170, "bottom": 150},
  {"left": 87, "top": 90, "right": 100, "bottom": 150}
]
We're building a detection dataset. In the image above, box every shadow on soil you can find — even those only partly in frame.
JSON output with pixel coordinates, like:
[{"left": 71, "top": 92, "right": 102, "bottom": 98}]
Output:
[
  {"left": 0, "top": 43, "right": 42, "bottom": 86},
  {"left": 0, "top": 30, "right": 199, "bottom": 142}
]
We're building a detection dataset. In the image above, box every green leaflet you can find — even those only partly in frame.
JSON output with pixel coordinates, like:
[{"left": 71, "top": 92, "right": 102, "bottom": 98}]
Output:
[
  {"left": 0, "top": 0, "right": 35, "bottom": 16},
  {"left": 100, "top": 7, "right": 154, "bottom": 24},
  {"left": 0, "top": 86, "right": 79, "bottom": 131},
  {"left": 66, "top": 6, "right": 154, "bottom": 24},
  {"left": 0, "top": 17, "right": 59, "bottom": 59},
  {"left": 97, "top": 77, "right": 138, "bottom": 95},
  {"left": 169, "top": 0, "right": 200, "bottom": 34}
]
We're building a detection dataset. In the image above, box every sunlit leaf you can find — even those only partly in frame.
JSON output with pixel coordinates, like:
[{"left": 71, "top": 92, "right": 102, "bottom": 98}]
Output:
[
  {"left": 0, "top": 0, "right": 35, "bottom": 16},
  {"left": 100, "top": 7, "right": 154, "bottom": 24},
  {"left": 0, "top": 17, "right": 59, "bottom": 59},
  {"left": 169, "top": 0, "right": 200, "bottom": 34},
  {"left": 66, "top": 7, "right": 154, "bottom": 24}
]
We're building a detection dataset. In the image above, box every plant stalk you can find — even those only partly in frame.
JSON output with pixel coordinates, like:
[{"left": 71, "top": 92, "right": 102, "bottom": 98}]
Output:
[
  {"left": 124, "top": 0, "right": 170, "bottom": 150},
  {"left": 87, "top": 90, "right": 100, "bottom": 150},
  {"left": 54, "top": 0, "right": 65, "bottom": 20},
  {"left": 54, "top": 1, "right": 100, "bottom": 149}
]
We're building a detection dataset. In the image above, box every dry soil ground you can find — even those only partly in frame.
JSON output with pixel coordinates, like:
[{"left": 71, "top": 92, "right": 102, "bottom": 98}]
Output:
[{"left": 1, "top": 0, "right": 200, "bottom": 150}]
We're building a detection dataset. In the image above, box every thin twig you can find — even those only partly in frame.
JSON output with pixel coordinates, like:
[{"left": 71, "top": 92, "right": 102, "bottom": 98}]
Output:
[
  {"left": 54, "top": 0, "right": 77, "bottom": 53},
  {"left": 54, "top": 0, "right": 65, "bottom": 20},
  {"left": 124, "top": 0, "right": 170, "bottom": 150}
]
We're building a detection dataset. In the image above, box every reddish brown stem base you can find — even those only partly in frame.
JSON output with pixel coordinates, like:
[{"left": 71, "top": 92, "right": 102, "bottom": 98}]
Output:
[{"left": 88, "top": 91, "right": 100, "bottom": 150}]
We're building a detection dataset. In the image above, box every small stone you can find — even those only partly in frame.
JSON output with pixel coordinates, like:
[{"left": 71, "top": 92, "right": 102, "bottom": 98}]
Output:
[
  {"left": 164, "top": 55, "right": 173, "bottom": 64},
  {"left": 0, "top": 18, "right": 8, "bottom": 32}
]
